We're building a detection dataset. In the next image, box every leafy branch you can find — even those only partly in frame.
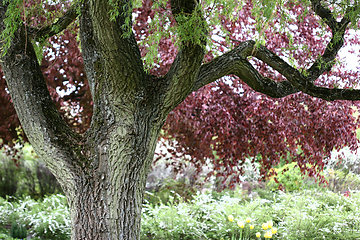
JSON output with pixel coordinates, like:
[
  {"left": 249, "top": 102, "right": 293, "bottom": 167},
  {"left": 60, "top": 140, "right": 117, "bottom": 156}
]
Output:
[{"left": 27, "top": 1, "right": 80, "bottom": 42}]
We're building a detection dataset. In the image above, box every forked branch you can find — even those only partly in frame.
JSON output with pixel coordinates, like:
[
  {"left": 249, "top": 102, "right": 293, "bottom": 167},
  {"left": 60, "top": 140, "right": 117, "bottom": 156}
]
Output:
[
  {"left": 193, "top": 40, "right": 299, "bottom": 98},
  {"left": 193, "top": 1, "right": 360, "bottom": 101},
  {"left": 194, "top": 38, "right": 360, "bottom": 101}
]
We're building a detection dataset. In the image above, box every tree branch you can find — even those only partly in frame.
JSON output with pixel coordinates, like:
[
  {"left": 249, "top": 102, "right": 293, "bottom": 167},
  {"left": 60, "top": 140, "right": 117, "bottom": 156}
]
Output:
[
  {"left": 311, "top": 0, "right": 338, "bottom": 31},
  {"left": 194, "top": 39, "right": 360, "bottom": 101},
  {"left": 28, "top": 2, "right": 79, "bottom": 42},
  {"left": 192, "top": 2, "right": 360, "bottom": 101},
  {"left": 0, "top": 1, "right": 82, "bottom": 168},
  {"left": 83, "top": 0, "right": 145, "bottom": 92},
  {"left": 193, "top": 41, "right": 299, "bottom": 98},
  {"left": 306, "top": 0, "right": 358, "bottom": 81},
  {"left": 161, "top": 0, "right": 207, "bottom": 112}
]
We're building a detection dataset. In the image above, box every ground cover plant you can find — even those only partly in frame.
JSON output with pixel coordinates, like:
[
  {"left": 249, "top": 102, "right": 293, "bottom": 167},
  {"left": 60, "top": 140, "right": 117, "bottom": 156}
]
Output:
[
  {"left": 0, "top": 188, "right": 359, "bottom": 240},
  {"left": 1, "top": 144, "right": 360, "bottom": 239},
  {"left": 0, "top": 194, "right": 70, "bottom": 240}
]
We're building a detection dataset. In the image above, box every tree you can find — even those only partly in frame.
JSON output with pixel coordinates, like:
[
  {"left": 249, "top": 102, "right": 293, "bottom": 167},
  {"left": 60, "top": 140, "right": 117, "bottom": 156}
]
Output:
[{"left": 1, "top": 0, "right": 360, "bottom": 239}]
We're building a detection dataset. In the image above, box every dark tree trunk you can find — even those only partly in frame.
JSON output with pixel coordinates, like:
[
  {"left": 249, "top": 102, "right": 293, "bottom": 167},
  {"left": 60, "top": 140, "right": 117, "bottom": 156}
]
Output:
[
  {"left": 0, "top": 1, "right": 169, "bottom": 238},
  {"left": 67, "top": 124, "right": 161, "bottom": 239}
]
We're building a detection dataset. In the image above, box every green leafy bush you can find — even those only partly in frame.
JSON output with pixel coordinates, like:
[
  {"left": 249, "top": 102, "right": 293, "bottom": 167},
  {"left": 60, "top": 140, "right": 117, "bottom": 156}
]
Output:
[
  {"left": 267, "top": 162, "right": 304, "bottom": 191},
  {"left": 327, "top": 169, "right": 360, "bottom": 193},
  {"left": 144, "top": 179, "right": 200, "bottom": 205},
  {"left": 141, "top": 190, "right": 360, "bottom": 239},
  {"left": 10, "top": 221, "right": 27, "bottom": 239},
  {"left": 0, "top": 194, "right": 70, "bottom": 240},
  {"left": 0, "top": 232, "right": 16, "bottom": 240},
  {"left": 0, "top": 154, "right": 21, "bottom": 199},
  {"left": 0, "top": 188, "right": 359, "bottom": 239},
  {"left": 0, "top": 146, "right": 63, "bottom": 199}
]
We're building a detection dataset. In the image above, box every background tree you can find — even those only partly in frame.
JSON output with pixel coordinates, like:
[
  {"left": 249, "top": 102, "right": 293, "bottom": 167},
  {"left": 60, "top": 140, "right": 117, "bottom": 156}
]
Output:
[{"left": 1, "top": 0, "right": 360, "bottom": 239}]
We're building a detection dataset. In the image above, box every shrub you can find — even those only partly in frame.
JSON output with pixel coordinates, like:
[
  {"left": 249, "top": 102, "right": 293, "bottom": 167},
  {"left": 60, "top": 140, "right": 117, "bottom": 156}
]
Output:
[
  {"left": 144, "top": 179, "right": 200, "bottom": 205},
  {"left": 10, "top": 221, "right": 27, "bottom": 239},
  {"left": 267, "top": 162, "right": 304, "bottom": 191},
  {"left": 141, "top": 190, "right": 360, "bottom": 240},
  {"left": 34, "top": 161, "right": 63, "bottom": 198},
  {"left": 0, "top": 189, "right": 359, "bottom": 239},
  {"left": 0, "top": 154, "right": 21, "bottom": 199},
  {"left": 0, "top": 146, "right": 63, "bottom": 200},
  {"left": 0, "top": 194, "right": 70, "bottom": 240},
  {"left": 0, "top": 233, "right": 16, "bottom": 240},
  {"left": 327, "top": 169, "right": 360, "bottom": 193}
]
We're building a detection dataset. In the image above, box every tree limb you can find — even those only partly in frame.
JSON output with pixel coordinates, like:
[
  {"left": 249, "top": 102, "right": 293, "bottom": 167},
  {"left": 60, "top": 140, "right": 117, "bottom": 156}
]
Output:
[
  {"left": 306, "top": 0, "right": 359, "bottom": 81},
  {"left": 161, "top": 0, "right": 207, "bottom": 112},
  {"left": 311, "top": 0, "right": 338, "bottom": 32},
  {"left": 194, "top": 38, "right": 360, "bottom": 101},
  {"left": 28, "top": 2, "right": 79, "bottom": 42},
  {"left": 192, "top": 2, "right": 360, "bottom": 101},
  {"left": 193, "top": 41, "right": 300, "bottom": 98},
  {"left": 0, "top": 1, "right": 82, "bottom": 167},
  {"left": 83, "top": 0, "right": 145, "bottom": 91}
]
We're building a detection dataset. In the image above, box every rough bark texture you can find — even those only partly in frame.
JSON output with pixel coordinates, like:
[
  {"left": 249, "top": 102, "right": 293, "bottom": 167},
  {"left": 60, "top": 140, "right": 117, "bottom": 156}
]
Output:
[{"left": 2, "top": 0, "right": 360, "bottom": 239}]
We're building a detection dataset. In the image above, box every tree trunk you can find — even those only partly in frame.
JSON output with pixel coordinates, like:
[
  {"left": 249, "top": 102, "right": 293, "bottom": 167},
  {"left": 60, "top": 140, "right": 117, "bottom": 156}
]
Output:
[
  {"left": 0, "top": 10, "right": 166, "bottom": 238},
  {"left": 0, "top": 0, "right": 205, "bottom": 239},
  {"left": 67, "top": 125, "right": 161, "bottom": 240}
]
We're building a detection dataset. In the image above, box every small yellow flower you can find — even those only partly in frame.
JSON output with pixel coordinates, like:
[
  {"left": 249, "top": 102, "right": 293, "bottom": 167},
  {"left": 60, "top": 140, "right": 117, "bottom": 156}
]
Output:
[
  {"left": 262, "top": 223, "right": 268, "bottom": 230},
  {"left": 237, "top": 221, "right": 245, "bottom": 228},
  {"left": 264, "top": 230, "right": 273, "bottom": 238},
  {"left": 250, "top": 224, "right": 255, "bottom": 230},
  {"left": 246, "top": 217, "right": 251, "bottom": 223},
  {"left": 271, "top": 227, "right": 277, "bottom": 234},
  {"left": 256, "top": 232, "right": 261, "bottom": 238},
  {"left": 267, "top": 220, "right": 273, "bottom": 229},
  {"left": 228, "top": 215, "right": 234, "bottom": 222}
]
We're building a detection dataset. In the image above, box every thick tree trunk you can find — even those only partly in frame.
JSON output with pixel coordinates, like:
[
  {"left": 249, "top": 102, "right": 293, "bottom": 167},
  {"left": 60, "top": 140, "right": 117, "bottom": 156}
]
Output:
[
  {"left": 67, "top": 126, "right": 160, "bottom": 240},
  {"left": 0, "top": 0, "right": 204, "bottom": 239},
  {"left": 0, "top": 9, "right": 165, "bottom": 239}
]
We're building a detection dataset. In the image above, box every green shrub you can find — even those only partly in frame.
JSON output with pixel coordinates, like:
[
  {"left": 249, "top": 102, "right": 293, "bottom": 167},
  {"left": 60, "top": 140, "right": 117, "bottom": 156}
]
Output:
[
  {"left": 0, "top": 232, "right": 16, "bottom": 240},
  {"left": 327, "top": 169, "right": 360, "bottom": 193},
  {"left": 0, "top": 155, "right": 21, "bottom": 199},
  {"left": 10, "top": 221, "right": 27, "bottom": 239},
  {"left": 0, "top": 188, "right": 359, "bottom": 240},
  {"left": 0, "top": 194, "right": 70, "bottom": 240},
  {"left": 267, "top": 162, "right": 304, "bottom": 191},
  {"left": 0, "top": 146, "right": 63, "bottom": 200},
  {"left": 144, "top": 179, "right": 200, "bottom": 205},
  {"left": 33, "top": 161, "right": 63, "bottom": 199},
  {"left": 141, "top": 190, "right": 360, "bottom": 240}
]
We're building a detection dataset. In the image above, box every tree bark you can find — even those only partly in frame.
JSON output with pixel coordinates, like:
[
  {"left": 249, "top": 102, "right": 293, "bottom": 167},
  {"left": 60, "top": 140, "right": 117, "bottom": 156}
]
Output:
[
  {"left": 1, "top": 1, "right": 169, "bottom": 239},
  {"left": 67, "top": 124, "right": 162, "bottom": 240},
  {"left": 0, "top": 20, "right": 166, "bottom": 238}
]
